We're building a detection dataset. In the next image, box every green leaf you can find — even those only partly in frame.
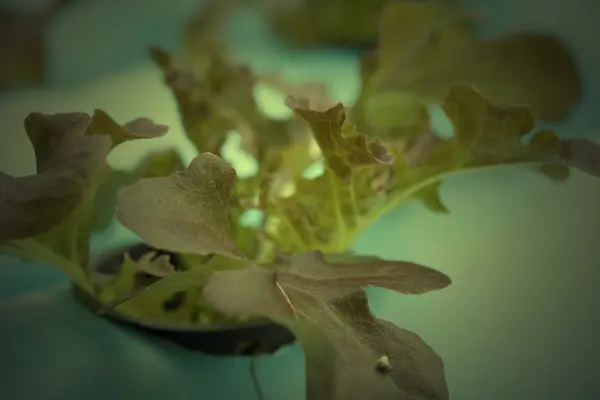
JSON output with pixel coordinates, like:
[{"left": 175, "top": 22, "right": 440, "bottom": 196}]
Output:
[
  {"left": 253, "top": 85, "right": 600, "bottom": 255},
  {"left": 98, "top": 250, "right": 205, "bottom": 323},
  {"left": 202, "top": 251, "right": 451, "bottom": 400},
  {"left": 0, "top": 110, "right": 168, "bottom": 286},
  {"left": 286, "top": 96, "right": 394, "bottom": 179},
  {"left": 415, "top": 182, "right": 449, "bottom": 214},
  {"left": 101, "top": 254, "right": 253, "bottom": 325},
  {"left": 108, "top": 251, "right": 175, "bottom": 295},
  {"left": 116, "top": 152, "right": 246, "bottom": 259}
]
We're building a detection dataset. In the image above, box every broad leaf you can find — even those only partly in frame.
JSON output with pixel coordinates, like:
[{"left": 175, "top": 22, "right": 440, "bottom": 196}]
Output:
[
  {"left": 116, "top": 152, "right": 246, "bottom": 259},
  {"left": 0, "top": 110, "right": 168, "bottom": 287},
  {"left": 202, "top": 251, "right": 451, "bottom": 400}
]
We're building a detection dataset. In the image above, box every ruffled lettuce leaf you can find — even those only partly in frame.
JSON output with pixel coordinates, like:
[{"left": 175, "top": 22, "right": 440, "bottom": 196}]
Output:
[
  {"left": 111, "top": 92, "right": 600, "bottom": 392},
  {"left": 0, "top": 111, "right": 168, "bottom": 289},
  {"left": 149, "top": 45, "right": 323, "bottom": 164},
  {"left": 112, "top": 153, "right": 451, "bottom": 399}
]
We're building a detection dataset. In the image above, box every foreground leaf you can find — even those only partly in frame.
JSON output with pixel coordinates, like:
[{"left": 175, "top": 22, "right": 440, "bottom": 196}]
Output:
[
  {"left": 202, "top": 251, "right": 451, "bottom": 400},
  {"left": 0, "top": 113, "right": 108, "bottom": 244},
  {"left": 0, "top": 111, "right": 168, "bottom": 286},
  {"left": 116, "top": 153, "right": 246, "bottom": 259},
  {"left": 151, "top": 46, "right": 310, "bottom": 163}
]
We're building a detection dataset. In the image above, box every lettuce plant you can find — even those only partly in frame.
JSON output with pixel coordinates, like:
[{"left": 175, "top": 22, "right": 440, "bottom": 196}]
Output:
[
  {"left": 2, "top": 2, "right": 600, "bottom": 399},
  {"left": 104, "top": 83, "right": 600, "bottom": 399}
]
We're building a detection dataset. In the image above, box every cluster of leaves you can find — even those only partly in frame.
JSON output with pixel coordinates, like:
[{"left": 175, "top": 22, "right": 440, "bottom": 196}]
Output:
[
  {"left": 92, "top": 0, "right": 329, "bottom": 231},
  {"left": 3, "top": 2, "right": 600, "bottom": 398},
  {"left": 106, "top": 82, "right": 600, "bottom": 398}
]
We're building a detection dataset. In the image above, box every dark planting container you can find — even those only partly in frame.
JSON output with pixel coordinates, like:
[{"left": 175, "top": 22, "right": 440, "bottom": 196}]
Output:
[{"left": 74, "top": 243, "right": 295, "bottom": 355}]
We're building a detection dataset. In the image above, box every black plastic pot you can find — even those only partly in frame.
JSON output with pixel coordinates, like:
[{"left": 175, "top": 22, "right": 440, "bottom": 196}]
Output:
[{"left": 74, "top": 243, "right": 295, "bottom": 356}]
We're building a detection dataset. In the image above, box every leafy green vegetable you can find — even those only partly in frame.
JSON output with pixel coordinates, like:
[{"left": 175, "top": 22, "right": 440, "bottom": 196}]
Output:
[
  {"left": 0, "top": 110, "right": 168, "bottom": 289},
  {"left": 117, "top": 153, "right": 246, "bottom": 260},
  {"left": 248, "top": 85, "right": 598, "bottom": 256},
  {"left": 110, "top": 153, "right": 451, "bottom": 398},
  {"left": 108, "top": 80, "right": 600, "bottom": 393},
  {"left": 2, "top": 3, "right": 599, "bottom": 398}
]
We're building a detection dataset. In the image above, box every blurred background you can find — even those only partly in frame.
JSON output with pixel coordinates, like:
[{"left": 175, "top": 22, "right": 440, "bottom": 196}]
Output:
[{"left": 0, "top": 0, "right": 599, "bottom": 399}]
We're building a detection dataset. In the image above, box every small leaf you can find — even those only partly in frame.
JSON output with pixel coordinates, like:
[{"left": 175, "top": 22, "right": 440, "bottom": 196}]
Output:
[
  {"left": 202, "top": 251, "right": 451, "bottom": 400},
  {"left": 86, "top": 109, "right": 169, "bottom": 146},
  {"left": 116, "top": 153, "right": 246, "bottom": 259},
  {"left": 286, "top": 98, "right": 394, "bottom": 178},
  {"left": 134, "top": 251, "right": 176, "bottom": 278},
  {"left": 415, "top": 182, "right": 449, "bottom": 213},
  {"left": 98, "top": 251, "right": 210, "bottom": 323},
  {"left": 255, "top": 84, "right": 599, "bottom": 257},
  {"left": 109, "top": 251, "right": 175, "bottom": 295}
]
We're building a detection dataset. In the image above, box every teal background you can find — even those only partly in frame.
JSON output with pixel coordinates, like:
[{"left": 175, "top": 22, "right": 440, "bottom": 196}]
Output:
[{"left": 1, "top": 1, "right": 599, "bottom": 399}]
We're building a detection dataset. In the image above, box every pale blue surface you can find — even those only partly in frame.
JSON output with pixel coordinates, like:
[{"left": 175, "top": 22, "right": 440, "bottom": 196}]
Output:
[{"left": 1, "top": 1, "right": 600, "bottom": 400}]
